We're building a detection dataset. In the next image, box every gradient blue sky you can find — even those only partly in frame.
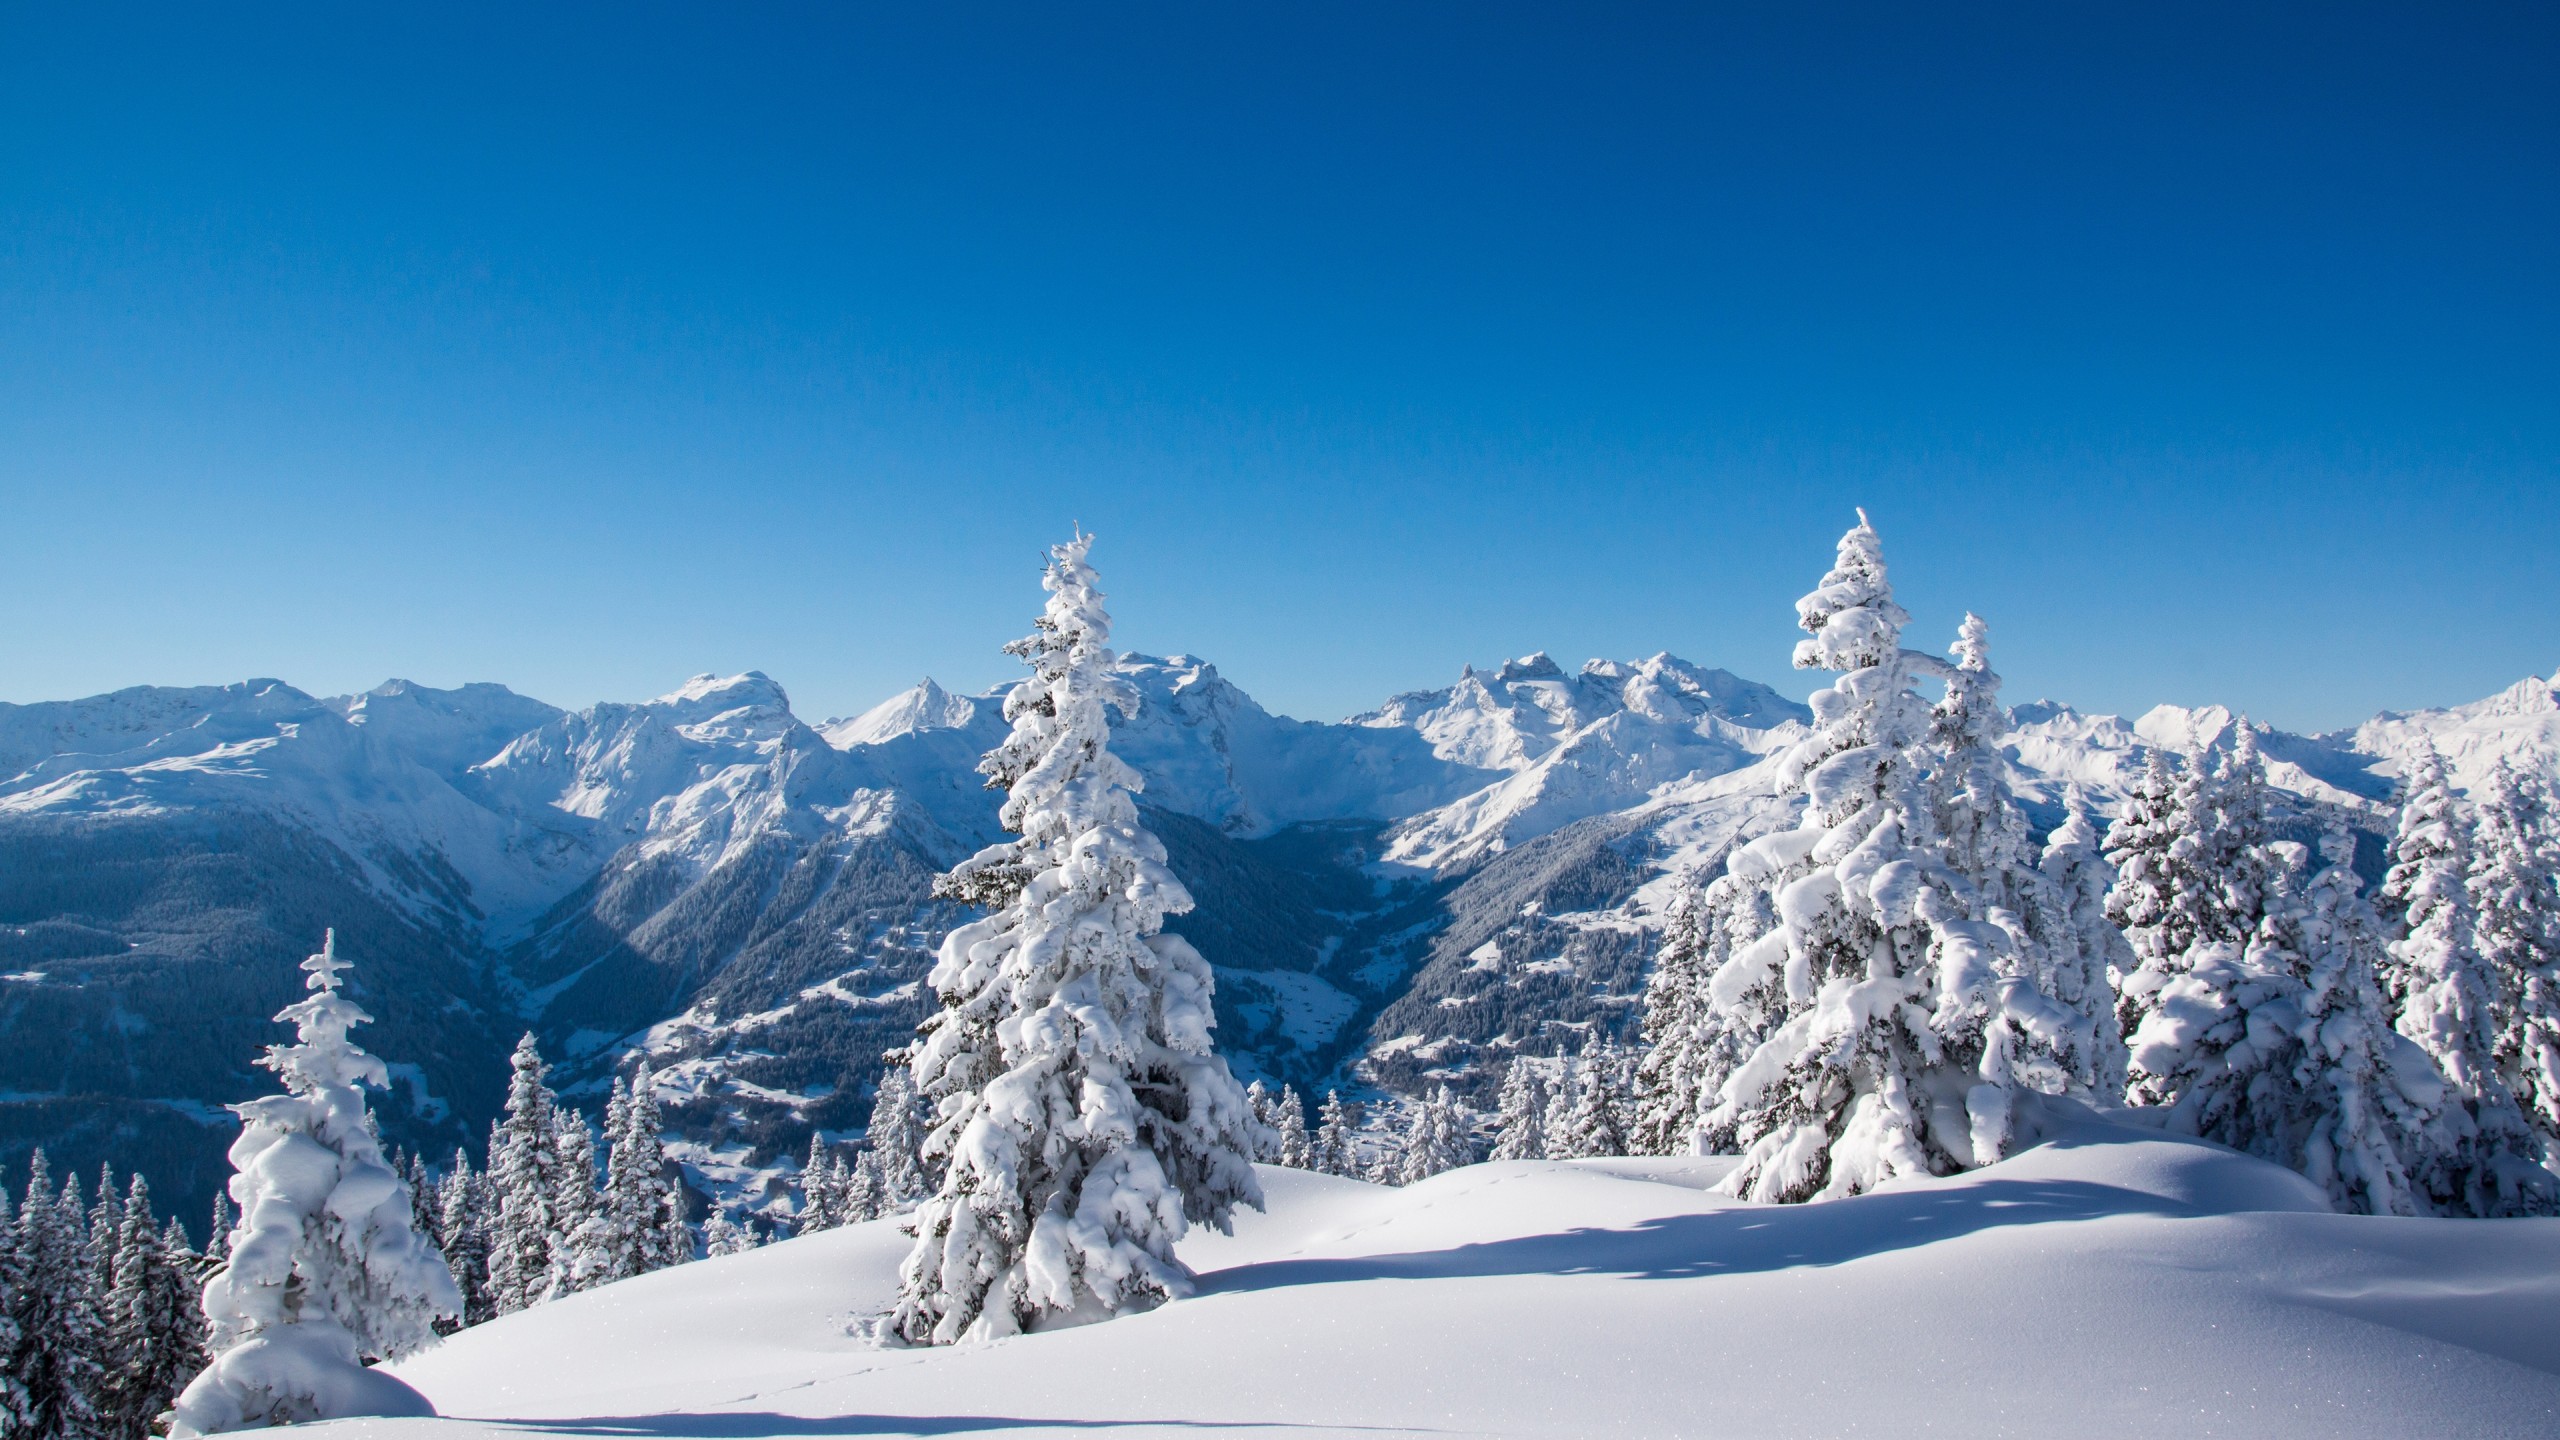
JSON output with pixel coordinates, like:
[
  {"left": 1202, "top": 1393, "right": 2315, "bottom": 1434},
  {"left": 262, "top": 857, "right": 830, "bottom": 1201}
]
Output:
[{"left": 3, "top": 3, "right": 2553, "bottom": 731}]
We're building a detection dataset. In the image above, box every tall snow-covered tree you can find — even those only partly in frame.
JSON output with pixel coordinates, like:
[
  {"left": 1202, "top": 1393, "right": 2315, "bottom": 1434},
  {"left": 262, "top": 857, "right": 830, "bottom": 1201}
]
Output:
[
  {"left": 1699, "top": 514, "right": 2075, "bottom": 1202},
  {"left": 1243, "top": 1082, "right": 1284, "bottom": 1164},
  {"left": 798, "top": 1135, "right": 848, "bottom": 1234},
  {"left": 2038, "top": 788, "right": 2136, "bottom": 1099},
  {"left": 101, "top": 1174, "right": 209, "bottom": 1440},
  {"left": 2126, "top": 830, "right": 2445, "bottom": 1216},
  {"left": 1273, "top": 1087, "right": 1313, "bottom": 1170},
  {"left": 1630, "top": 885, "right": 1717, "bottom": 1157},
  {"left": 2470, "top": 761, "right": 2560, "bottom": 1150},
  {"left": 891, "top": 533, "right": 1262, "bottom": 1345},
  {"left": 1489, "top": 1057, "right": 1548, "bottom": 1161},
  {"left": 841, "top": 1151, "right": 885, "bottom": 1225},
  {"left": 1312, "top": 1092, "right": 1359, "bottom": 1179},
  {"left": 863, "top": 1064, "right": 930, "bottom": 1209},
  {"left": 1540, "top": 1050, "right": 1585, "bottom": 1161},
  {"left": 2382, "top": 747, "right": 2554, "bottom": 1215},
  {"left": 1552, "top": 1038, "right": 1630, "bottom": 1160},
  {"left": 482, "top": 1035, "right": 562, "bottom": 1317},
  {"left": 203, "top": 1196, "right": 233, "bottom": 1271},
  {"left": 1393, "top": 1089, "right": 1471, "bottom": 1185},
  {"left": 435, "top": 1152, "right": 492, "bottom": 1327},
  {"left": 12, "top": 1152, "right": 106, "bottom": 1440},
  {"left": 174, "top": 931, "right": 459, "bottom": 1434},
  {"left": 0, "top": 1191, "right": 29, "bottom": 1440},
  {"left": 545, "top": 1111, "right": 599, "bottom": 1301}
]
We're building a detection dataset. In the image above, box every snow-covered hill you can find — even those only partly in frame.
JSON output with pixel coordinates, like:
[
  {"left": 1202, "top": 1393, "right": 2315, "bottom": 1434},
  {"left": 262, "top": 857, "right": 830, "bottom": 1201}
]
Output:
[
  {"left": 4, "top": 657, "right": 2557, "bottom": 1228},
  {"left": 360, "top": 1107, "right": 2560, "bottom": 1439}
]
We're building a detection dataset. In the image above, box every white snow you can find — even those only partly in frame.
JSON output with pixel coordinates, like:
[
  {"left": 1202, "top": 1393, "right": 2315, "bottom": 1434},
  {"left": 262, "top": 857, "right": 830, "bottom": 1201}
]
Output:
[{"left": 352, "top": 1108, "right": 2560, "bottom": 1438}]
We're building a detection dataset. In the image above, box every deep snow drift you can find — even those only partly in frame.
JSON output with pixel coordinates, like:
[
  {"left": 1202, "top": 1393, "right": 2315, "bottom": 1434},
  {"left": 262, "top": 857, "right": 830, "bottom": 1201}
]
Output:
[{"left": 346, "top": 1110, "right": 2560, "bottom": 1440}]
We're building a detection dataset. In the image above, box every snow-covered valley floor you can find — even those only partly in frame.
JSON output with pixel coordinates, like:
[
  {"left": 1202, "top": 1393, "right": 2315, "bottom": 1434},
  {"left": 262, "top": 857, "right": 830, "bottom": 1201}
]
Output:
[{"left": 350, "top": 1109, "right": 2560, "bottom": 1439}]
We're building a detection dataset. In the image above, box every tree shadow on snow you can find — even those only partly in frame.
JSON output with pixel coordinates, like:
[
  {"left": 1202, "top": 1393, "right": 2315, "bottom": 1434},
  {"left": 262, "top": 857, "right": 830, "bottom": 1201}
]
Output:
[
  {"left": 1199, "top": 1177, "right": 2187, "bottom": 1294},
  {"left": 477, "top": 1415, "right": 1420, "bottom": 1436}
]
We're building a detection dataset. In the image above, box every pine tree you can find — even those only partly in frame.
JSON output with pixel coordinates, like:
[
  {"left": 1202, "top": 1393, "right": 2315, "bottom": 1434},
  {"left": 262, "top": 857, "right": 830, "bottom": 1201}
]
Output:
[
  {"left": 1554, "top": 1037, "right": 1630, "bottom": 1159},
  {"left": 1393, "top": 1089, "right": 1470, "bottom": 1185},
  {"left": 619, "top": 1069, "right": 692, "bottom": 1273},
  {"left": 0, "top": 1190, "right": 29, "bottom": 1440},
  {"left": 203, "top": 1196, "right": 233, "bottom": 1270},
  {"left": 1630, "top": 884, "right": 1713, "bottom": 1156},
  {"left": 174, "top": 930, "right": 459, "bottom": 1433},
  {"left": 2038, "top": 787, "right": 2136, "bottom": 1099},
  {"left": 2381, "top": 748, "right": 2556, "bottom": 1215},
  {"left": 863, "top": 1064, "right": 929, "bottom": 1209},
  {"left": 101, "top": 1174, "right": 209, "bottom": 1440},
  {"left": 1540, "top": 1051, "right": 1584, "bottom": 1161},
  {"left": 701, "top": 1213, "right": 759, "bottom": 1258},
  {"left": 402, "top": 1152, "right": 441, "bottom": 1256},
  {"left": 544, "top": 1110, "right": 599, "bottom": 1302},
  {"left": 799, "top": 1135, "right": 845, "bottom": 1233},
  {"left": 2470, "top": 761, "right": 2560, "bottom": 1151},
  {"left": 435, "top": 1152, "right": 492, "bottom": 1327},
  {"left": 12, "top": 1153, "right": 107, "bottom": 1440},
  {"left": 841, "top": 1151, "right": 885, "bottom": 1224},
  {"left": 890, "top": 533, "right": 1262, "bottom": 1345},
  {"left": 2126, "top": 829, "right": 2443, "bottom": 1215},
  {"left": 483, "top": 1035, "right": 561, "bottom": 1317},
  {"left": 1312, "top": 1092, "right": 1359, "bottom": 1179},
  {"left": 1488, "top": 1056, "right": 1548, "bottom": 1161},
  {"left": 1273, "top": 1086, "right": 1313, "bottom": 1169}
]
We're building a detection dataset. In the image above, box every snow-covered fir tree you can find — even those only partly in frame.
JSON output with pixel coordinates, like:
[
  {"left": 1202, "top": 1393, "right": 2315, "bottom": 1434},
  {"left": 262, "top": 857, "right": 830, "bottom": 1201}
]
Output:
[
  {"left": 2038, "top": 787, "right": 2136, "bottom": 1099},
  {"left": 0, "top": 1191, "right": 29, "bottom": 1440},
  {"left": 841, "top": 1152, "right": 885, "bottom": 1225},
  {"left": 545, "top": 1111, "right": 599, "bottom": 1301},
  {"left": 435, "top": 1152, "right": 493, "bottom": 1326},
  {"left": 482, "top": 1035, "right": 562, "bottom": 1317},
  {"left": 101, "top": 1174, "right": 210, "bottom": 1440},
  {"left": 2125, "top": 829, "right": 2444, "bottom": 1216},
  {"left": 701, "top": 1213, "right": 759, "bottom": 1258},
  {"left": 1699, "top": 515, "right": 2077, "bottom": 1202},
  {"left": 11, "top": 1152, "right": 106, "bottom": 1440},
  {"left": 175, "top": 930, "right": 459, "bottom": 1433},
  {"left": 1630, "top": 885, "right": 1718, "bottom": 1156},
  {"left": 1244, "top": 1081, "right": 1285, "bottom": 1164},
  {"left": 2470, "top": 760, "right": 2560, "bottom": 1151},
  {"left": 1312, "top": 1092, "right": 1359, "bottom": 1179},
  {"left": 1393, "top": 1089, "right": 1471, "bottom": 1185},
  {"left": 203, "top": 1196, "right": 233, "bottom": 1270},
  {"left": 1488, "top": 1056, "right": 1548, "bottom": 1161},
  {"left": 1540, "top": 1050, "right": 1584, "bottom": 1161},
  {"left": 2382, "top": 747, "right": 2555, "bottom": 1215},
  {"left": 863, "top": 1064, "right": 930, "bottom": 1210},
  {"left": 1273, "top": 1087, "right": 1313, "bottom": 1169},
  {"left": 615, "top": 1066, "right": 691, "bottom": 1274},
  {"left": 798, "top": 1134, "right": 848, "bottom": 1234},
  {"left": 1552, "top": 1037, "right": 1629, "bottom": 1160},
  {"left": 891, "top": 533, "right": 1262, "bottom": 1345},
  {"left": 2110, "top": 732, "right": 2283, "bottom": 1058}
]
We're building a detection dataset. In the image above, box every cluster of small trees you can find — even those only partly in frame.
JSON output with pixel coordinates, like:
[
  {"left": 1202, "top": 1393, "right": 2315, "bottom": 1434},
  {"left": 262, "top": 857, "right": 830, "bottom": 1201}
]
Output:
[
  {"left": 0, "top": 1154, "right": 210, "bottom": 1440},
  {"left": 426, "top": 1036, "right": 691, "bottom": 1325},
  {"left": 1628, "top": 511, "right": 2560, "bottom": 1217}
]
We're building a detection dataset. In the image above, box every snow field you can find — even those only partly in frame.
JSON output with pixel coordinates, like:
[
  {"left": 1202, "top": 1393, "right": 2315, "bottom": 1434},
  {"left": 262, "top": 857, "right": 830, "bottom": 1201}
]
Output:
[{"left": 357, "top": 1111, "right": 2560, "bottom": 1439}]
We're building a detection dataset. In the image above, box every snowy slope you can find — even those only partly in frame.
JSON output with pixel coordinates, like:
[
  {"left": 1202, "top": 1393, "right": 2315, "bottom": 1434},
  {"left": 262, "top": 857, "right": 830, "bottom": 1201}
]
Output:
[{"left": 366, "top": 1109, "right": 2560, "bottom": 1439}]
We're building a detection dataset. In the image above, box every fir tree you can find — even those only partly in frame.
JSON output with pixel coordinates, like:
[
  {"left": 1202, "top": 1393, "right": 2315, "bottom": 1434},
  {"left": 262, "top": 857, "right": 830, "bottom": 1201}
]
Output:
[
  {"left": 545, "top": 1110, "right": 599, "bottom": 1302},
  {"left": 891, "top": 533, "right": 1262, "bottom": 1345},
  {"left": 1312, "top": 1092, "right": 1359, "bottom": 1179},
  {"left": 483, "top": 1035, "right": 561, "bottom": 1317},
  {"left": 841, "top": 1152, "right": 885, "bottom": 1224},
  {"left": 1540, "top": 1051, "right": 1584, "bottom": 1161},
  {"left": 1630, "top": 885, "right": 1713, "bottom": 1156},
  {"left": 2038, "top": 787, "right": 2136, "bottom": 1099},
  {"left": 1393, "top": 1089, "right": 1470, "bottom": 1185},
  {"left": 435, "top": 1152, "right": 493, "bottom": 1327},
  {"left": 701, "top": 1213, "right": 759, "bottom": 1258},
  {"left": 863, "top": 1065, "right": 929, "bottom": 1209},
  {"left": 174, "top": 931, "right": 459, "bottom": 1433},
  {"left": 12, "top": 1153, "right": 106, "bottom": 1440},
  {"left": 1701, "top": 514, "right": 2079, "bottom": 1202},
  {"left": 1489, "top": 1055, "right": 1548, "bottom": 1161},
  {"left": 2470, "top": 761, "right": 2560, "bottom": 1150},
  {"left": 1553, "top": 1037, "right": 1630, "bottom": 1159},
  {"left": 0, "top": 1190, "right": 29, "bottom": 1440},
  {"left": 101, "top": 1174, "right": 209, "bottom": 1440},
  {"left": 203, "top": 1196, "right": 233, "bottom": 1271},
  {"left": 1273, "top": 1086, "right": 1313, "bottom": 1170},
  {"left": 2383, "top": 747, "right": 2555, "bottom": 1215},
  {"left": 621, "top": 1070, "right": 693, "bottom": 1273}
]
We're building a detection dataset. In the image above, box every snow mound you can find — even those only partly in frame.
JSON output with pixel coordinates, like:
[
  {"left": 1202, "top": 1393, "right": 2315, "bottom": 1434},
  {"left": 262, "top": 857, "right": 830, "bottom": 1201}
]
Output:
[{"left": 358, "top": 1118, "right": 2560, "bottom": 1440}]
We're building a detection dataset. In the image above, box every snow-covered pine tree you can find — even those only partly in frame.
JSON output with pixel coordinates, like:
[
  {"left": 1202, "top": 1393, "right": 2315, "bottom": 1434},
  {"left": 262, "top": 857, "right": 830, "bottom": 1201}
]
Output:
[
  {"left": 2039, "top": 787, "right": 2136, "bottom": 1099},
  {"left": 1488, "top": 1056, "right": 1547, "bottom": 1161},
  {"left": 863, "top": 1064, "right": 929, "bottom": 1210},
  {"left": 842, "top": 1151, "right": 885, "bottom": 1224},
  {"left": 1393, "top": 1089, "right": 1470, "bottom": 1185},
  {"left": 611, "top": 1065, "right": 692, "bottom": 1274},
  {"left": 2382, "top": 747, "right": 2555, "bottom": 1215},
  {"left": 1696, "top": 515, "right": 2071, "bottom": 1200},
  {"left": 890, "top": 533, "right": 1263, "bottom": 1345},
  {"left": 203, "top": 1196, "right": 233, "bottom": 1270},
  {"left": 1554, "top": 1038, "right": 1630, "bottom": 1159},
  {"left": 1312, "top": 1092, "right": 1358, "bottom": 1179},
  {"left": 0, "top": 1190, "right": 28, "bottom": 1440},
  {"left": 11, "top": 1152, "right": 107, "bottom": 1440},
  {"left": 1631, "top": 884, "right": 1719, "bottom": 1157},
  {"left": 798, "top": 1135, "right": 844, "bottom": 1233},
  {"left": 1540, "top": 1051, "right": 1583, "bottom": 1161},
  {"left": 174, "top": 930, "right": 460, "bottom": 1434},
  {"left": 402, "top": 1152, "right": 440, "bottom": 1257},
  {"left": 482, "top": 1035, "right": 561, "bottom": 1317},
  {"left": 701, "top": 1213, "right": 759, "bottom": 1258},
  {"left": 1274, "top": 1087, "right": 1313, "bottom": 1170},
  {"left": 101, "top": 1174, "right": 210, "bottom": 1440},
  {"left": 544, "top": 1111, "right": 599, "bottom": 1302},
  {"left": 2469, "top": 761, "right": 2560, "bottom": 1152},
  {"left": 435, "top": 1152, "right": 492, "bottom": 1326},
  {"left": 1244, "top": 1081, "right": 1278, "bottom": 1163},
  {"left": 2126, "top": 829, "right": 2443, "bottom": 1215}
]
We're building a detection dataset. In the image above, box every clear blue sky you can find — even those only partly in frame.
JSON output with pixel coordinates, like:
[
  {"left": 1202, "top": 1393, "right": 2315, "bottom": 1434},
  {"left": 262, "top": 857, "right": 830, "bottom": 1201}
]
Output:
[{"left": 3, "top": 3, "right": 2552, "bottom": 732}]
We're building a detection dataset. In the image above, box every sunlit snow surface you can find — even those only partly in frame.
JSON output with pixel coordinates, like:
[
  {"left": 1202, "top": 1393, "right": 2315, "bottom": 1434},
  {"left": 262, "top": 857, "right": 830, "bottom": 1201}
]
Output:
[{"left": 357, "top": 1108, "right": 2560, "bottom": 1440}]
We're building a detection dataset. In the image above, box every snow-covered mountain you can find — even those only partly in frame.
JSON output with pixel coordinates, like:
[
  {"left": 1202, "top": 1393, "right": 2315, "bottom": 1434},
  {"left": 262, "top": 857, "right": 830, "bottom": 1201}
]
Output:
[{"left": 4, "top": 655, "right": 2556, "bottom": 1226}]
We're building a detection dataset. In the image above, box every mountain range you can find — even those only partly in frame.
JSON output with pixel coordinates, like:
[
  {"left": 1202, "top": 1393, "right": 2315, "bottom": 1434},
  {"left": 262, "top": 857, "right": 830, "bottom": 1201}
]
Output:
[{"left": 4, "top": 649, "right": 2556, "bottom": 1227}]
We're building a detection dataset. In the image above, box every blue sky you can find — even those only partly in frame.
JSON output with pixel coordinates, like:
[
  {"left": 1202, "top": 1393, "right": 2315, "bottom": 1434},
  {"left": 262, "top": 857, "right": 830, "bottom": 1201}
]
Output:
[{"left": 3, "top": 3, "right": 2553, "bottom": 731}]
